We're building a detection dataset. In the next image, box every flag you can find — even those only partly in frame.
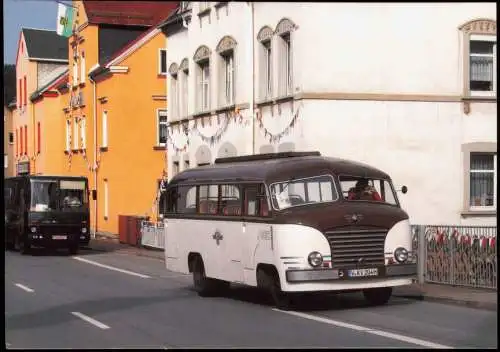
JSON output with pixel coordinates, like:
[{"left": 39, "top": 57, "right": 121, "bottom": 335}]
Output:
[{"left": 57, "top": 3, "right": 74, "bottom": 37}]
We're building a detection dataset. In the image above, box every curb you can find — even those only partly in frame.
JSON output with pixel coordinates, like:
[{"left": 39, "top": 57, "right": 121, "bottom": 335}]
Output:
[{"left": 394, "top": 293, "right": 497, "bottom": 311}]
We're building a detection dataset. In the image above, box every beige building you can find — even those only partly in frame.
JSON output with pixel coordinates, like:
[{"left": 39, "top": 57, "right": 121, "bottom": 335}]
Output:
[{"left": 4, "top": 103, "right": 16, "bottom": 178}]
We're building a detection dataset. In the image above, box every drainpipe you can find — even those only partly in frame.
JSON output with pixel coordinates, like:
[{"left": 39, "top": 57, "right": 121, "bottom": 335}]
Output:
[
  {"left": 249, "top": 1, "right": 255, "bottom": 155},
  {"left": 31, "top": 100, "right": 36, "bottom": 174},
  {"left": 89, "top": 74, "right": 98, "bottom": 239}
]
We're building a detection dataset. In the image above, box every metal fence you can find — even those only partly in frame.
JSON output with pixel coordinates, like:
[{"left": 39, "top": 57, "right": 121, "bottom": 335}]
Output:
[
  {"left": 412, "top": 225, "right": 497, "bottom": 290},
  {"left": 138, "top": 221, "right": 497, "bottom": 290},
  {"left": 140, "top": 221, "right": 165, "bottom": 250}
]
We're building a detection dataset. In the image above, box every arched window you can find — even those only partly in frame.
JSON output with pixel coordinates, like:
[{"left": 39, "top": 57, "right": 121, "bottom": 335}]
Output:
[
  {"left": 257, "top": 26, "right": 273, "bottom": 100},
  {"left": 169, "top": 63, "right": 180, "bottom": 120},
  {"left": 193, "top": 45, "right": 212, "bottom": 112},
  {"left": 275, "top": 18, "right": 297, "bottom": 97},
  {"left": 179, "top": 58, "right": 189, "bottom": 117},
  {"left": 216, "top": 36, "right": 238, "bottom": 107}
]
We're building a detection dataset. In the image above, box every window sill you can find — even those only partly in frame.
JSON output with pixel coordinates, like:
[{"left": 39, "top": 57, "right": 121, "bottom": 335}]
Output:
[
  {"left": 153, "top": 146, "right": 166, "bottom": 151},
  {"left": 462, "top": 95, "right": 496, "bottom": 103},
  {"left": 215, "top": 104, "right": 236, "bottom": 114},
  {"left": 198, "top": 8, "right": 211, "bottom": 18},
  {"left": 256, "top": 94, "right": 295, "bottom": 107},
  {"left": 71, "top": 149, "right": 81, "bottom": 153},
  {"left": 100, "top": 146, "right": 108, "bottom": 152},
  {"left": 193, "top": 110, "right": 213, "bottom": 118},
  {"left": 461, "top": 210, "right": 497, "bottom": 217},
  {"left": 157, "top": 74, "right": 167, "bottom": 79}
]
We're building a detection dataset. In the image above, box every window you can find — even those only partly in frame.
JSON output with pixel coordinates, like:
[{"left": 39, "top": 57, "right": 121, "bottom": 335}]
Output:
[
  {"left": 165, "top": 186, "right": 178, "bottom": 213},
  {"left": 263, "top": 40, "right": 272, "bottom": 99},
  {"left": 24, "top": 125, "right": 27, "bottom": 155},
  {"left": 102, "top": 111, "right": 108, "bottom": 148},
  {"left": 4, "top": 154, "right": 8, "bottom": 169},
  {"left": 469, "top": 153, "right": 497, "bottom": 209},
  {"left": 15, "top": 130, "right": 18, "bottom": 156},
  {"left": 469, "top": 36, "right": 496, "bottom": 95},
  {"left": 81, "top": 117, "right": 86, "bottom": 149},
  {"left": 159, "top": 49, "right": 167, "bottom": 75},
  {"left": 220, "top": 184, "right": 241, "bottom": 216},
  {"left": 157, "top": 109, "right": 168, "bottom": 146},
  {"left": 181, "top": 68, "right": 189, "bottom": 117},
  {"left": 197, "top": 61, "right": 210, "bottom": 111},
  {"left": 279, "top": 32, "right": 292, "bottom": 96},
  {"left": 73, "top": 118, "right": 79, "bottom": 150},
  {"left": 199, "top": 185, "right": 218, "bottom": 214},
  {"left": 104, "top": 179, "right": 109, "bottom": 219},
  {"left": 173, "top": 161, "right": 180, "bottom": 177},
  {"left": 37, "top": 122, "right": 41, "bottom": 154},
  {"left": 175, "top": 185, "right": 197, "bottom": 214},
  {"left": 80, "top": 51, "right": 86, "bottom": 84},
  {"left": 18, "top": 79, "right": 22, "bottom": 108},
  {"left": 65, "top": 120, "right": 71, "bottom": 151},
  {"left": 170, "top": 74, "right": 179, "bottom": 120},
  {"left": 23, "top": 76, "right": 27, "bottom": 106},
  {"left": 339, "top": 176, "right": 398, "bottom": 205},
  {"left": 9, "top": 132, "right": 14, "bottom": 144},
  {"left": 221, "top": 53, "right": 234, "bottom": 106},
  {"left": 20, "top": 126, "right": 24, "bottom": 155},
  {"left": 73, "top": 62, "right": 78, "bottom": 87},
  {"left": 270, "top": 175, "right": 339, "bottom": 210}
]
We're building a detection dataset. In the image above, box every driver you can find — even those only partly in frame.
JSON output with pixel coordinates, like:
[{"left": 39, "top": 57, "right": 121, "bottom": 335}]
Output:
[{"left": 348, "top": 179, "right": 382, "bottom": 201}]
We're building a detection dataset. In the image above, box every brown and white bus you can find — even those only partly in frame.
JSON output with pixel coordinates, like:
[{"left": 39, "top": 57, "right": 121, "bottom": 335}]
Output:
[{"left": 162, "top": 151, "right": 416, "bottom": 309}]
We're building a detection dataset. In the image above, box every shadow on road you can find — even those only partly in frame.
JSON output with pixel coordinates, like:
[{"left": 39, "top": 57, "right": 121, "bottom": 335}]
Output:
[{"left": 218, "top": 285, "right": 416, "bottom": 312}]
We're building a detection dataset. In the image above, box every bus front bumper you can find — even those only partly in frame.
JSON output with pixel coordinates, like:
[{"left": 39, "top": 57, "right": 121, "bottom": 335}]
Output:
[{"left": 286, "top": 264, "right": 417, "bottom": 283}]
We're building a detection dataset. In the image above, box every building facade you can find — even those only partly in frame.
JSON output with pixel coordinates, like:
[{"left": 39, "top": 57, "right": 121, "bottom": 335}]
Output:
[
  {"left": 163, "top": 2, "right": 497, "bottom": 226},
  {"left": 4, "top": 103, "right": 16, "bottom": 178}
]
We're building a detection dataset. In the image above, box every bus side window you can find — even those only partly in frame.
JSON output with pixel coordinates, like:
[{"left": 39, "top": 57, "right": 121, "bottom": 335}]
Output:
[
  {"left": 165, "top": 187, "right": 178, "bottom": 214},
  {"left": 243, "top": 184, "right": 269, "bottom": 217},
  {"left": 198, "top": 185, "right": 218, "bottom": 215},
  {"left": 177, "top": 186, "right": 197, "bottom": 214},
  {"left": 258, "top": 184, "right": 270, "bottom": 217}
]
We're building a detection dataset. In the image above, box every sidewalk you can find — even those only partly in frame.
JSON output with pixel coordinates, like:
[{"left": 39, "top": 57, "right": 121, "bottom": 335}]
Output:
[{"left": 86, "top": 236, "right": 497, "bottom": 311}]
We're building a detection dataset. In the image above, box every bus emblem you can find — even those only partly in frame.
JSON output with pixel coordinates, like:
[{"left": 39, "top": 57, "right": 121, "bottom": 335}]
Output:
[
  {"left": 345, "top": 214, "right": 363, "bottom": 223},
  {"left": 212, "top": 231, "right": 223, "bottom": 246}
]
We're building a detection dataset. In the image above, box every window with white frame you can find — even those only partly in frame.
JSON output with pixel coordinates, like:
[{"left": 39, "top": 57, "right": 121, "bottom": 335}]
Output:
[
  {"left": 102, "top": 111, "right": 108, "bottom": 148},
  {"left": 197, "top": 61, "right": 210, "bottom": 111},
  {"left": 181, "top": 68, "right": 189, "bottom": 117},
  {"left": 158, "top": 109, "right": 168, "bottom": 146},
  {"left": 263, "top": 40, "right": 272, "bottom": 99},
  {"left": 279, "top": 32, "right": 293, "bottom": 96},
  {"left": 469, "top": 35, "right": 496, "bottom": 96},
  {"left": 81, "top": 117, "right": 86, "bottom": 149},
  {"left": 469, "top": 153, "right": 497, "bottom": 209},
  {"left": 73, "top": 62, "right": 78, "bottom": 87},
  {"left": 80, "top": 50, "right": 86, "bottom": 84},
  {"left": 73, "top": 118, "right": 79, "bottom": 150},
  {"left": 65, "top": 119, "right": 71, "bottom": 151},
  {"left": 159, "top": 49, "right": 167, "bottom": 75},
  {"left": 4, "top": 154, "right": 8, "bottom": 168},
  {"left": 220, "top": 52, "right": 234, "bottom": 106},
  {"left": 170, "top": 73, "right": 179, "bottom": 120},
  {"left": 9, "top": 132, "right": 14, "bottom": 144}
]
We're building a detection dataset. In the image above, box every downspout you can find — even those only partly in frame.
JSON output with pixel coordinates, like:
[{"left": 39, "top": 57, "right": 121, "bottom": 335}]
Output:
[
  {"left": 31, "top": 99, "right": 36, "bottom": 174},
  {"left": 250, "top": 1, "right": 255, "bottom": 155},
  {"left": 89, "top": 74, "right": 98, "bottom": 239}
]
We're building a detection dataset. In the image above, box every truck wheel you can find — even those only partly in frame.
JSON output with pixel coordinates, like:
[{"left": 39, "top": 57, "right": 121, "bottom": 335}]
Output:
[
  {"left": 192, "top": 256, "right": 218, "bottom": 297},
  {"left": 363, "top": 287, "right": 393, "bottom": 306},
  {"left": 258, "top": 268, "right": 293, "bottom": 310}
]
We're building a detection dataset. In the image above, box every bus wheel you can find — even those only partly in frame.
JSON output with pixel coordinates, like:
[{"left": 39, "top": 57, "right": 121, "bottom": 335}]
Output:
[
  {"left": 259, "top": 268, "right": 293, "bottom": 310},
  {"left": 192, "top": 256, "right": 217, "bottom": 297},
  {"left": 363, "top": 287, "right": 393, "bottom": 306}
]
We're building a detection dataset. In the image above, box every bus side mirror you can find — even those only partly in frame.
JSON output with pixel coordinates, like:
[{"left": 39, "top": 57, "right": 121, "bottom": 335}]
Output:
[
  {"left": 401, "top": 186, "right": 408, "bottom": 194},
  {"left": 92, "top": 190, "right": 97, "bottom": 200}
]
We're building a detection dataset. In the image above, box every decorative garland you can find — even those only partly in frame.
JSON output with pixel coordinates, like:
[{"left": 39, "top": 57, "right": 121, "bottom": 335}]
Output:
[
  {"left": 192, "top": 113, "right": 231, "bottom": 146},
  {"left": 257, "top": 103, "right": 301, "bottom": 144}
]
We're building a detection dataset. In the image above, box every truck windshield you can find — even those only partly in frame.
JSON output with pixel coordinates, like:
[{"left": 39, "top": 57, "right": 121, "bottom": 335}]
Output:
[
  {"left": 339, "top": 176, "right": 398, "bottom": 205},
  {"left": 270, "top": 174, "right": 339, "bottom": 210},
  {"left": 30, "top": 179, "right": 88, "bottom": 212}
]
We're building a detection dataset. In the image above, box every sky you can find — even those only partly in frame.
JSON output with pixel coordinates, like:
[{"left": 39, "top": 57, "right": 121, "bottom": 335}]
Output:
[{"left": 3, "top": 0, "right": 60, "bottom": 64}]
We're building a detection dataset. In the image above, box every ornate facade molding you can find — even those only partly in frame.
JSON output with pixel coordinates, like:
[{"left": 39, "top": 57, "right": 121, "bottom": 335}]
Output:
[
  {"left": 168, "top": 62, "right": 179, "bottom": 75},
  {"left": 179, "top": 58, "right": 189, "bottom": 71},
  {"left": 216, "top": 36, "right": 237, "bottom": 54},
  {"left": 257, "top": 26, "right": 273, "bottom": 42},
  {"left": 459, "top": 19, "right": 496, "bottom": 34},
  {"left": 275, "top": 18, "right": 296, "bottom": 36},
  {"left": 193, "top": 45, "right": 211, "bottom": 62}
]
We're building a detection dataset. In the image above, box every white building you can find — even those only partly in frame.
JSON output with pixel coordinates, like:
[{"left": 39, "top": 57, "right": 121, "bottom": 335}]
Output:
[{"left": 160, "top": 2, "right": 497, "bottom": 226}]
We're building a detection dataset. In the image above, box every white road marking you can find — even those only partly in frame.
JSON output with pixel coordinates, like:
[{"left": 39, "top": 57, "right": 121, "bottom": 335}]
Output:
[
  {"left": 272, "top": 309, "right": 452, "bottom": 349},
  {"left": 15, "top": 283, "right": 34, "bottom": 293},
  {"left": 73, "top": 257, "right": 151, "bottom": 279},
  {"left": 71, "top": 311, "right": 110, "bottom": 330}
]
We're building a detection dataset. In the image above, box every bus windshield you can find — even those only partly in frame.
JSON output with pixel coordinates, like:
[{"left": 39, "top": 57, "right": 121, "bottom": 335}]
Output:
[
  {"left": 339, "top": 176, "right": 398, "bottom": 205},
  {"left": 270, "top": 175, "right": 339, "bottom": 210},
  {"left": 30, "top": 179, "right": 88, "bottom": 212}
]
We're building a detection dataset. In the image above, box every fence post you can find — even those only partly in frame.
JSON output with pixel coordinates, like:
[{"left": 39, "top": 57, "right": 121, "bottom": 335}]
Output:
[{"left": 417, "top": 225, "right": 426, "bottom": 285}]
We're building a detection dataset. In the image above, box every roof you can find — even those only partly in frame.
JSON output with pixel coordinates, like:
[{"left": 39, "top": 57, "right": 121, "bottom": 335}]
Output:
[
  {"left": 22, "top": 28, "right": 68, "bottom": 61},
  {"left": 30, "top": 69, "right": 69, "bottom": 102},
  {"left": 169, "top": 152, "right": 392, "bottom": 186},
  {"left": 84, "top": 1, "right": 179, "bottom": 26}
]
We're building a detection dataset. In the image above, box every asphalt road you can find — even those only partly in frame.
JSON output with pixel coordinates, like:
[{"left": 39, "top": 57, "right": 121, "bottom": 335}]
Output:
[{"left": 5, "top": 247, "right": 498, "bottom": 349}]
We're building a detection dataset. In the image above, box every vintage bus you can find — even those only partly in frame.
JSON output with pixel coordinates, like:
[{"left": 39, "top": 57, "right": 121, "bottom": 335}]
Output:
[
  {"left": 163, "top": 152, "right": 416, "bottom": 309},
  {"left": 5, "top": 175, "right": 91, "bottom": 255}
]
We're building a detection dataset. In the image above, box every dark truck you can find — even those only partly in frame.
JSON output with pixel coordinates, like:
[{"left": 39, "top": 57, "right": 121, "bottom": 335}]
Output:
[{"left": 5, "top": 175, "right": 90, "bottom": 255}]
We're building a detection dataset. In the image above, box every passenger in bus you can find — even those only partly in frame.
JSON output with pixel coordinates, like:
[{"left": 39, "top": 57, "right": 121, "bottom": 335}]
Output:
[
  {"left": 260, "top": 199, "right": 269, "bottom": 216},
  {"left": 348, "top": 179, "right": 382, "bottom": 201}
]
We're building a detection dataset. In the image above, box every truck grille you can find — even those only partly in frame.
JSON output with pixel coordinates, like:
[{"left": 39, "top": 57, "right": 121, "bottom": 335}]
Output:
[{"left": 324, "top": 229, "right": 387, "bottom": 268}]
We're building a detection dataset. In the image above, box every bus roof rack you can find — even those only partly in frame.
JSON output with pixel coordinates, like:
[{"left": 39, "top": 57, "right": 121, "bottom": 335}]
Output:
[{"left": 214, "top": 151, "right": 321, "bottom": 164}]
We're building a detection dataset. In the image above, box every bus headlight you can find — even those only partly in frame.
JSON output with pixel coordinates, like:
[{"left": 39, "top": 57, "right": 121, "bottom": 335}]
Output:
[
  {"left": 81, "top": 228, "right": 87, "bottom": 234},
  {"left": 308, "top": 251, "right": 323, "bottom": 267},
  {"left": 394, "top": 247, "right": 409, "bottom": 263},
  {"left": 30, "top": 227, "right": 37, "bottom": 233}
]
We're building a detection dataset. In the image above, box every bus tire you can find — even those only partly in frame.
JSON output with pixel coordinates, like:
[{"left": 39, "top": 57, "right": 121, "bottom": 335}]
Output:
[
  {"left": 192, "top": 256, "right": 218, "bottom": 297},
  {"left": 258, "top": 268, "right": 293, "bottom": 310},
  {"left": 363, "top": 287, "right": 393, "bottom": 306}
]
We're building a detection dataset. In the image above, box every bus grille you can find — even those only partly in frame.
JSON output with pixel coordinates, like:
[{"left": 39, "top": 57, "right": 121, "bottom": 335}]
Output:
[{"left": 324, "top": 230, "right": 387, "bottom": 268}]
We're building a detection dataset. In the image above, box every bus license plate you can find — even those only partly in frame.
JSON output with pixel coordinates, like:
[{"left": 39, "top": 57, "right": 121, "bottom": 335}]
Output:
[
  {"left": 52, "top": 235, "right": 67, "bottom": 240},
  {"left": 348, "top": 268, "right": 378, "bottom": 278}
]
